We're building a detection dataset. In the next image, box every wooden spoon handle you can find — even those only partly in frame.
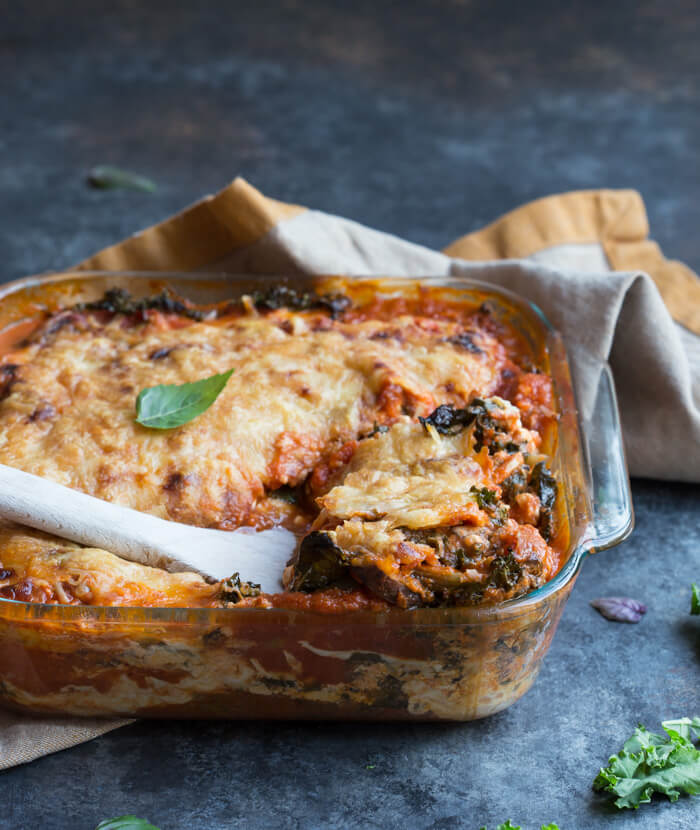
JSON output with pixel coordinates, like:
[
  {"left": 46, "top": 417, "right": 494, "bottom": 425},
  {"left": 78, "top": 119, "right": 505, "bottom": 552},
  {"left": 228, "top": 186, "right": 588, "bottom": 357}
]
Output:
[
  {"left": 0, "top": 464, "right": 294, "bottom": 590},
  {"left": 0, "top": 463, "right": 186, "bottom": 566}
]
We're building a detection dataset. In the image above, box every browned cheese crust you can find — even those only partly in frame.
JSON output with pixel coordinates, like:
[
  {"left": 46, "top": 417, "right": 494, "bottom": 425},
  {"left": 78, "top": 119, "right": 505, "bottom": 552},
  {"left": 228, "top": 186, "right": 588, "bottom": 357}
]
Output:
[{"left": 0, "top": 287, "right": 559, "bottom": 609}]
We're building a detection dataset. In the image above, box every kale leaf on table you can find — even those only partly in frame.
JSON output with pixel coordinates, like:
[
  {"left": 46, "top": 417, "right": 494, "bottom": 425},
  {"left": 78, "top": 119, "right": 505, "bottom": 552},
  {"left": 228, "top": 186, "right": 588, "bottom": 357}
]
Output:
[
  {"left": 87, "top": 165, "right": 158, "bottom": 192},
  {"left": 590, "top": 596, "right": 647, "bottom": 623},
  {"left": 478, "top": 822, "right": 560, "bottom": 830},
  {"left": 95, "top": 818, "right": 161, "bottom": 830},
  {"left": 593, "top": 717, "right": 700, "bottom": 809}
]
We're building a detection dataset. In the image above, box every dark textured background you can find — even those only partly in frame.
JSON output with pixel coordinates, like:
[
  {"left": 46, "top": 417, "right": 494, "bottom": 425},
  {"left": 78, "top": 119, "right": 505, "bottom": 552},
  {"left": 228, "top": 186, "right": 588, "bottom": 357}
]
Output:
[{"left": 0, "top": 2, "right": 699, "bottom": 829}]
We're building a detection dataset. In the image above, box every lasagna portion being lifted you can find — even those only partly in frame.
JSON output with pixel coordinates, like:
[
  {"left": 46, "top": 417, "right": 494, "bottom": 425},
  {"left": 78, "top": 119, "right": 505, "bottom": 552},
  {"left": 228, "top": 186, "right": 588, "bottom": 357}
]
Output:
[{"left": 0, "top": 281, "right": 560, "bottom": 611}]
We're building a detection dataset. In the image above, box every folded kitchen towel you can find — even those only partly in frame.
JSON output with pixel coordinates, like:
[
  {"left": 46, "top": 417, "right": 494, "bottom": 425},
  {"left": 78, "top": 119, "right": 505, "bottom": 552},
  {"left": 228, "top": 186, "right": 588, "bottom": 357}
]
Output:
[{"left": 2, "top": 181, "right": 698, "bottom": 770}]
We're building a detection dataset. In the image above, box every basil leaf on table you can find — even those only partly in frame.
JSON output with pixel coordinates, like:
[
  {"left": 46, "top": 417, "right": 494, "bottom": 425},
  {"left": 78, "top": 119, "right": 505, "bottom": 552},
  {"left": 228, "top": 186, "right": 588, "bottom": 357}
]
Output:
[
  {"left": 95, "top": 817, "right": 161, "bottom": 830},
  {"left": 593, "top": 717, "right": 700, "bottom": 809},
  {"left": 135, "top": 369, "right": 234, "bottom": 430},
  {"left": 590, "top": 596, "right": 647, "bottom": 623},
  {"left": 87, "top": 165, "right": 158, "bottom": 192},
  {"left": 478, "top": 823, "right": 560, "bottom": 830},
  {"left": 692, "top": 583, "right": 699, "bottom": 615}
]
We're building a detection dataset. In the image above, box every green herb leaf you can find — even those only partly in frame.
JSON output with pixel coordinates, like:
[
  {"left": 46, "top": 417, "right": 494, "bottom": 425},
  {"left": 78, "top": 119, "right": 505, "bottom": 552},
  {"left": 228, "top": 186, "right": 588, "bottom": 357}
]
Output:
[
  {"left": 270, "top": 485, "right": 298, "bottom": 505},
  {"left": 87, "top": 165, "right": 157, "bottom": 192},
  {"left": 479, "top": 823, "right": 559, "bottom": 830},
  {"left": 691, "top": 583, "right": 699, "bottom": 615},
  {"left": 95, "top": 817, "right": 160, "bottom": 830},
  {"left": 135, "top": 369, "right": 233, "bottom": 430},
  {"left": 593, "top": 717, "right": 700, "bottom": 808},
  {"left": 219, "top": 572, "right": 261, "bottom": 603},
  {"left": 470, "top": 485, "right": 499, "bottom": 510},
  {"left": 479, "top": 823, "right": 521, "bottom": 830}
]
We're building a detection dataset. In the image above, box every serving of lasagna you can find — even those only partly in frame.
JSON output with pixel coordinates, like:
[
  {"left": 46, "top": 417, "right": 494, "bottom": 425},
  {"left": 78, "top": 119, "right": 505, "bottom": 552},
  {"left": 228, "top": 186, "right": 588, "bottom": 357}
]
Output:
[{"left": 0, "top": 281, "right": 560, "bottom": 612}]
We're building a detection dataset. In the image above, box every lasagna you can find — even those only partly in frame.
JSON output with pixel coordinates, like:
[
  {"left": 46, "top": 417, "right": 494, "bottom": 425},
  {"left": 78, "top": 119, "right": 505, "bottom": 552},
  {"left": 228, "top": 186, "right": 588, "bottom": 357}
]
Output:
[{"left": 0, "top": 282, "right": 560, "bottom": 610}]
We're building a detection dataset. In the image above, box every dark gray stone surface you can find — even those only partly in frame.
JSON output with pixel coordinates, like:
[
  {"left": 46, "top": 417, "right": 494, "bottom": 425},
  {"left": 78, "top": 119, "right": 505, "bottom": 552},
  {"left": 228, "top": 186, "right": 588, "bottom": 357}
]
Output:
[{"left": 0, "top": 2, "right": 698, "bottom": 828}]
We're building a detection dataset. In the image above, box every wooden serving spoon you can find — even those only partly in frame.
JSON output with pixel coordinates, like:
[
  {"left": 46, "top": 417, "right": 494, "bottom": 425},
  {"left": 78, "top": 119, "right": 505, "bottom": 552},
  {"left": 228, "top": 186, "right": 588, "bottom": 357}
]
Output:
[{"left": 0, "top": 464, "right": 295, "bottom": 593}]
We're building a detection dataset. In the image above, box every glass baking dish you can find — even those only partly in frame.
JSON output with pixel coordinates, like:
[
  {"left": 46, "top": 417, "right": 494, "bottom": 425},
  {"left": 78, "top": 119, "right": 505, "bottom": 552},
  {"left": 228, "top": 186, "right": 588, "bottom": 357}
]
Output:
[{"left": 0, "top": 271, "right": 633, "bottom": 721}]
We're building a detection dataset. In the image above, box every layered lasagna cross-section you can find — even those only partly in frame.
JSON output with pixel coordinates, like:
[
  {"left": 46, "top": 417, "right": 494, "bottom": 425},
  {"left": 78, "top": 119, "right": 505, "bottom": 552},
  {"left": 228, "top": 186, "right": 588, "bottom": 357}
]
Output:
[{"left": 0, "top": 282, "right": 560, "bottom": 611}]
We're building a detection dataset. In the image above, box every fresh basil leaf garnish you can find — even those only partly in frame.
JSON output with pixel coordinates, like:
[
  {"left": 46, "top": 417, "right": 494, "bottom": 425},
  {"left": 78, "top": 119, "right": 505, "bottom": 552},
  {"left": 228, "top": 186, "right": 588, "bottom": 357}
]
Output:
[
  {"left": 95, "top": 817, "right": 161, "bottom": 830},
  {"left": 87, "top": 165, "right": 157, "bottom": 192},
  {"left": 691, "top": 583, "right": 699, "bottom": 615},
  {"left": 135, "top": 369, "right": 233, "bottom": 430}
]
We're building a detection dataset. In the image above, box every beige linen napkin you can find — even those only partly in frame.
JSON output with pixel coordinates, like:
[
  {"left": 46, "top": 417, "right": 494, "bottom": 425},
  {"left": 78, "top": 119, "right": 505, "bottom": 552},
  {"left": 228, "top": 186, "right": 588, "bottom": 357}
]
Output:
[{"left": 2, "top": 180, "right": 698, "bottom": 770}]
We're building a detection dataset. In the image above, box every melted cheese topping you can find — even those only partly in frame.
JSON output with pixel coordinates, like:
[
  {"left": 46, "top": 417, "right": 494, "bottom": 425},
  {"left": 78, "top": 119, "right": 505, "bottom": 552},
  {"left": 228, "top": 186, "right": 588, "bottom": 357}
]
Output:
[
  {"left": 0, "top": 309, "right": 504, "bottom": 530},
  {"left": 0, "top": 521, "right": 219, "bottom": 607},
  {"left": 0, "top": 288, "right": 558, "bottom": 609},
  {"left": 318, "top": 421, "right": 488, "bottom": 529}
]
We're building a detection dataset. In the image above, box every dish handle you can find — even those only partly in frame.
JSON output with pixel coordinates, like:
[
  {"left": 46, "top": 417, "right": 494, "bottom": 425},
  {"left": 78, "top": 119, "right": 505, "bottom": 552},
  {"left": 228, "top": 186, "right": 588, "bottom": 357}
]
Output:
[{"left": 582, "top": 363, "right": 634, "bottom": 552}]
